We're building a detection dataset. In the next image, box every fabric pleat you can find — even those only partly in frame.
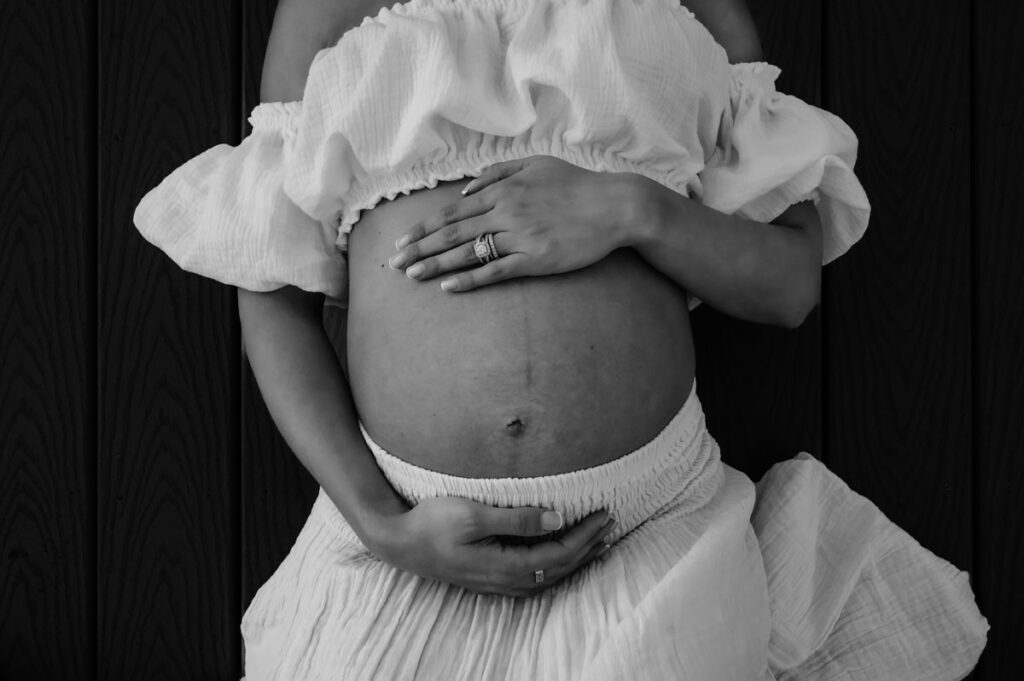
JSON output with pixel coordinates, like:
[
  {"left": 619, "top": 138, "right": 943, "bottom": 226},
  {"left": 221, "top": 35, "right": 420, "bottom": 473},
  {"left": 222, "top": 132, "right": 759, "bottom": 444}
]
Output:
[
  {"left": 239, "top": 380, "right": 987, "bottom": 680},
  {"left": 134, "top": 0, "right": 870, "bottom": 313}
]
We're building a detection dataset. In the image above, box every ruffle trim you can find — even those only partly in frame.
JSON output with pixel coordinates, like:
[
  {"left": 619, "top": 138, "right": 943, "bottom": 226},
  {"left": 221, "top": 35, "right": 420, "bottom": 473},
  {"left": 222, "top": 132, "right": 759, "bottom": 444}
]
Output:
[
  {"left": 729, "top": 61, "right": 783, "bottom": 96},
  {"left": 248, "top": 101, "right": 301, "bottom": 131},
  {"left": 249, "top": 67, "right": 794, "bottom": 255},
  {"left": 753, "top": 452, "right": 989, "bottom": 677},
  {"left": 332, "top": 146, "right": 703, "bottom": 252},
  {"left": 248, "top": 0, "right": 705, "bottom": 135}
]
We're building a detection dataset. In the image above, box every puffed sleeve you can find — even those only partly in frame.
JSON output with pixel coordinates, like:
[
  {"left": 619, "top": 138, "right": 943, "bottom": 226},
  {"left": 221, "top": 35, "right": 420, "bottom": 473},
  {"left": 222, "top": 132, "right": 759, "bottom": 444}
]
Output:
[
  {"left": 133, "top": 102, "right": 348, "bottom": 301},
  {"left": 700, "top": 61, "right": 869, "bottom": 264}
]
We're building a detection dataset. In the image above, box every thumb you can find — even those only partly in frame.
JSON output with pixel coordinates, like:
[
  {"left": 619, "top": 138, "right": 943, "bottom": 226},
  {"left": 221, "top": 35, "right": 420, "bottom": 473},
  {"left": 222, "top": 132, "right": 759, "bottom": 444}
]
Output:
[{"left": 473, "top": 505, "right": 564, "bottom": 539}]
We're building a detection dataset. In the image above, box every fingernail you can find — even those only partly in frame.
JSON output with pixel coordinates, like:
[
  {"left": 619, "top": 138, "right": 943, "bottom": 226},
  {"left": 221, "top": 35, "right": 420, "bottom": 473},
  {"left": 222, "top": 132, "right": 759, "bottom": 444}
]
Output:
[
  {"left": 406, "top": 263, "right": 425, "bottom": 279},
  {"left": 598, "top": 543, "right": 611, "bottom": 557},
  {"left": 461, "top": 180, "right": 474, "bottom": 195},
  {"left": 541, "top": 510, "right": 563, "bottom": 531},
  {"left": 389, "top": 254, "right": 405, "bottom": 269},
  {"left": 440, "top": 278, "right": 458, "bottom": 292},
  {"left": 395, "top": 235, "right": 411, "bottom": 249}
]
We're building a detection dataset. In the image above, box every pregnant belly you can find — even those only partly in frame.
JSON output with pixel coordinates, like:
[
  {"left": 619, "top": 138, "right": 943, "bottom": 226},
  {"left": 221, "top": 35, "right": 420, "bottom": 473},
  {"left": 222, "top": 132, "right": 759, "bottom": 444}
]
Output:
[{"left": 344, "top": 178, "right": 696, "bottom": 478}]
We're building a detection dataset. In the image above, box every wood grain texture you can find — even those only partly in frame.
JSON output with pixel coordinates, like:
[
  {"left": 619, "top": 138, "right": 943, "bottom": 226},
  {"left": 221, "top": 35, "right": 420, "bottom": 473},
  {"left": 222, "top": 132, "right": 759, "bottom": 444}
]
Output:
[
  {"left": 692, "top": 0, "right": 823, "bottom": 482},
  {"left": 0, "top": 0, "right": 95, "bottom": 678},
  {"left": 97, "top": 1, "right": 241, "bottom": 678},
  {"left": 822, "top": 0, "right": 973, "bottom": 568},
  {"left": 4, "top": 0, "right": 1020, "bottom": 678},
  {"left": 238, "top": 0, "right": 320, "bottom": 648},
  {"left": 972, "top": 1, "right": 1024, "bottom": 678}
]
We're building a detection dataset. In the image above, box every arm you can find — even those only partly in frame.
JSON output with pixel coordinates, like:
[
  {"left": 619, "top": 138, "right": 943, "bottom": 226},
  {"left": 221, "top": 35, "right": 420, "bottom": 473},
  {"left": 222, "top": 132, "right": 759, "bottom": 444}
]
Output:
[
  {"left": 241, "top": 0, "right": 614, "bottom": 596},
  {"left": 239, "top": 286, "right": 612, "bottom": 594},
  {"left": 380, "top": 3, "right": 819, "bottom": 326},
  {"left": 624, "top": 0, "right": 814, "bottom": 326},
  {"left": 391, "top": 158, "right": 820, "bottom": 328},
  {"left": 622, "top": 175, "right": 822, "bottom": 328},
  {"left": 681, "top": 0, "right": 763, "bottom": 63},
  {"left": 249, "top": 0, "right": 409, "bottom": 544},
  {"left": 238, "top": 286, "right": 409, "bottom": 536}
]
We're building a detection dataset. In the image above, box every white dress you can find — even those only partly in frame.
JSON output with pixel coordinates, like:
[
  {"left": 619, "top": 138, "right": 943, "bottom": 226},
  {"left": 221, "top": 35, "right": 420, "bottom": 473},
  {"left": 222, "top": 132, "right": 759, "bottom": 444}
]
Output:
[{"left": 131, "top": 0, "right": 988, "bottom": 678}]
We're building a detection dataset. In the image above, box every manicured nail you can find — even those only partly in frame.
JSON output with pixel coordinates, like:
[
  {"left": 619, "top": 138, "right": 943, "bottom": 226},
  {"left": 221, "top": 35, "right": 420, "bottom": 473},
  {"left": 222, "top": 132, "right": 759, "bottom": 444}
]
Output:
[
  {"left": 406, "top": 263, "right": 425, "bottom": 279},
  {"left": 461, "top": 180, "right": 474, "bottom": 195},
  {"left": 440, "top": 278, "right": 458, "bottom": 291},
  {"left": 389, "top": 254, "right": 405, "bottom": 269},
  {"left": 598, "top": 543, "right": 611, "bottom": 557},
  {"left": 541, "top": 510, "right": 563, "bottom": 531},
  {"left": 395, "top": 235, "right": 411, "bottom": 249}
]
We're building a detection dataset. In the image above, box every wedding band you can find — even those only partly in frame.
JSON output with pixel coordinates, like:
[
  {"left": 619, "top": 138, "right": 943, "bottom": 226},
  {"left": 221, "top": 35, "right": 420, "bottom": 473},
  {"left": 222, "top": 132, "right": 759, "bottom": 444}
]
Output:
[
  {"left": 486, "top": 232, "right": 499, "bottom": 260},
  {"left": 474, "top": 233, "right": 500, "bottom": 265},
  {"left": 534, "top": 569, "right": 545, "bottom": 583}
]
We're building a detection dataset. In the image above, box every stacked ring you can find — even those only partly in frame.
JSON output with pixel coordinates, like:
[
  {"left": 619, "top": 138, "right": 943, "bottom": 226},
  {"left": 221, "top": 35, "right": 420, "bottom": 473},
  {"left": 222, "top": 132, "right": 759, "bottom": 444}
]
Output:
[
  {"left": 474, "top": 233, "right": 500, "bottom": 265},
  {"left": 534, "top": 569, "right": 545, "bottom": 583}
]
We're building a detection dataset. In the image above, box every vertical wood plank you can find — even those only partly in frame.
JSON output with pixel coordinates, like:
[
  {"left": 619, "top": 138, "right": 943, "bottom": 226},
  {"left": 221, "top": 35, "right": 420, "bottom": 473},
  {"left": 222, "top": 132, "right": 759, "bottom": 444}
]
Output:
[
  {"left": 0, "top": 0, "right": 95, "bottom": 677},
  {"left": 693, "top": 0, "right": 823, "bottom": 481},
  {"left": 238, "top": 0, "right": 320, "bottom": 648},
  {"left": 822, "top": 0, "right": 973, "bottom": 573},
  {"left": 97, "top": 0, "right": 241, "bottom": 677},
  {"left": 972, "top": 1, "right": 1024, "bottom": 678}
]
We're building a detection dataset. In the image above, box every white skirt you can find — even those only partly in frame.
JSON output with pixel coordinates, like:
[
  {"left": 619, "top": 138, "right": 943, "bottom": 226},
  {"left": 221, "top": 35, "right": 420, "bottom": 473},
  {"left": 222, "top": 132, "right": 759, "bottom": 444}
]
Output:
[{"left": 240, "top": 380, "right": 988, "bottom": 680}]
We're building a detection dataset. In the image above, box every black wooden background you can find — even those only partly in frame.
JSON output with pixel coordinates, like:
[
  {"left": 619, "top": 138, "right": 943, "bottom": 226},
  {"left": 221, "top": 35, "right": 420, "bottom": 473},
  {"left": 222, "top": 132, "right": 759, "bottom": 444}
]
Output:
[{"left": 1, "top": 0, "right": 1020, "bottom": 678}]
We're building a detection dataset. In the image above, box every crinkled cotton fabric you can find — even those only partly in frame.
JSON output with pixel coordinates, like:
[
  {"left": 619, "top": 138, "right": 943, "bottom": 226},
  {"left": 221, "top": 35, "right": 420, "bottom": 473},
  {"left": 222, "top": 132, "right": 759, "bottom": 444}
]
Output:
[
  {"left": 131, "top": 0, "right": 984, "bottom": 676},
  {"left": 133, "top": 0, "right": 870, "bottom": 310},
  {"left": 239, "top": 380, "right": 988, "bottom": 680}
]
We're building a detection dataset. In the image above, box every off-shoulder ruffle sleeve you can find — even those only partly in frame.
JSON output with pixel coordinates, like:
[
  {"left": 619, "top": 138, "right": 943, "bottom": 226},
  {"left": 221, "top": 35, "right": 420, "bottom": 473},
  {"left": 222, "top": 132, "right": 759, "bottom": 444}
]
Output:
[
  {"left": 133, "top": 101, "right": 348, "bottom": 300},
  {"left": 699, "top": 62, "right": 872, "bottom": 268}
]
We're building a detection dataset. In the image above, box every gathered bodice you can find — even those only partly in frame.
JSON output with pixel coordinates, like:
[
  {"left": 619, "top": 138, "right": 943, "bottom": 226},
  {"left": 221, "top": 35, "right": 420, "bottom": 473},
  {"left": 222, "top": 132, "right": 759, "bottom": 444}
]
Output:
[{"left": 134, "top": 0, "right": 870, "bottom": 307}]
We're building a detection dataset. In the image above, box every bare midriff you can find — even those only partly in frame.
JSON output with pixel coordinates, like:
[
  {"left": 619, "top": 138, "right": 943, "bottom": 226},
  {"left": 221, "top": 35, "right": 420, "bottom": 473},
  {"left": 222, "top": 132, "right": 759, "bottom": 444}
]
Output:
[{"left": 344, "top": 178, "right": 696, "bottom": 478}]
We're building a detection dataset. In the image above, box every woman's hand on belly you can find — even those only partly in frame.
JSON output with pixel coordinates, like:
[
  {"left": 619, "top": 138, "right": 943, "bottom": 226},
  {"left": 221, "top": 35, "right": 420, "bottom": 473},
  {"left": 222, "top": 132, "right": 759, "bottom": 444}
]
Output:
[
  {"left": 387, "top": 155, "right": 638, "bottom": 292},
  {"left": 372, "top": 497, "right": 615, "bottom": 598}
]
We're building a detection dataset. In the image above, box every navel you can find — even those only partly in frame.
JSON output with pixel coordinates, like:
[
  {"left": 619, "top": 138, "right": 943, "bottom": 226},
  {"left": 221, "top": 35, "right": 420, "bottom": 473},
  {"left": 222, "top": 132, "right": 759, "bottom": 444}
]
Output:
[{"left": 505, "top": 417, "right": 527, "bottom": 437}]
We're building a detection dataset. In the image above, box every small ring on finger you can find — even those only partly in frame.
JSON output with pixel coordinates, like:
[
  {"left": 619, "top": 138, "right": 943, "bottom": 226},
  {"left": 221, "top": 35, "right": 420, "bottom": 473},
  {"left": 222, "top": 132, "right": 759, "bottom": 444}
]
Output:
[
  {"left": 474, "top": 233, "right": 500, "bottom": 265},
  {"left": 534, "top": 569, "right": 545, "bottom": 584}
]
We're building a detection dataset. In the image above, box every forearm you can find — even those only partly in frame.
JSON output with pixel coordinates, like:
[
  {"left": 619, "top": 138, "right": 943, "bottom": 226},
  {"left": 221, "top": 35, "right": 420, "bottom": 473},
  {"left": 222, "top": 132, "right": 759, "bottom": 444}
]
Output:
[
  {"left": 619, "top": 175, "right": 821, "bottom": 328},
  {"left": 237, "top": 285, "right": 408, "bottom": 547},
  {"left": 683, "top": 0, "right": 763, "bottom": 64}
]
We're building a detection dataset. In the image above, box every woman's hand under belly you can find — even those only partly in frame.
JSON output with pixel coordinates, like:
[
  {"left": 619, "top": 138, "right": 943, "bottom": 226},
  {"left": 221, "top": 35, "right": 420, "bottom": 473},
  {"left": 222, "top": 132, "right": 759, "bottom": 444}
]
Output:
[{"left": 344, "top": 179, "right": 696, "bottom": 478}]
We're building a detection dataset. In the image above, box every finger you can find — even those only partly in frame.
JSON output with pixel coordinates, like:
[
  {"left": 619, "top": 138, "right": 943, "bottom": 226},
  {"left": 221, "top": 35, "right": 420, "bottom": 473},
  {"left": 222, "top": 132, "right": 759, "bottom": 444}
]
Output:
[
  {"left": 407, "top": 232, "right": 515, "bottom": 281},
  {"left": 392, "top": 193, "right": 495, "bottom": 260},
  {"left": 461, "top": 158, "right": 529, "bottom": 197},
  {"left": 564, "top": 517, "right": 615, "bottom": 568},
  {"left": 439, "top": 253, "right": 528, "bottom": 292},
  {"left": 473, "top": 532, "right": 612, "bottom": 599},
  {"left": 397, "top": 213, "right": 493, "bottom": 270},
  {"left": 543, "top": 516, "right": 614, "bottom": 581},
  {"left": 461, "top": 509, "right": 613, "bottom": 593},
  {"left": 501, "top": 511, "right": 613, "bottom": 576},
  {"left": 467, "top": 504, "right": 567, "bottom": 540},
  {"left": 522, "top": 536, "right": 612, "bottom": 595},
  {"left": 582, "top": 535, "right": 613, "bottom": 566},
  {"left": 533, "top": 512, "right": 614, "bottom": 571}
]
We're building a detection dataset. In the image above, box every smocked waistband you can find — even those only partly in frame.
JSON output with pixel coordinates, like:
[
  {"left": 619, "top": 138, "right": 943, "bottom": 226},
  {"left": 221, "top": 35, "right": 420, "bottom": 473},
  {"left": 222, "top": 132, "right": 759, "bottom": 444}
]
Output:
[{"left": 320, "top": 379, "right": 723, "bottom": 543}]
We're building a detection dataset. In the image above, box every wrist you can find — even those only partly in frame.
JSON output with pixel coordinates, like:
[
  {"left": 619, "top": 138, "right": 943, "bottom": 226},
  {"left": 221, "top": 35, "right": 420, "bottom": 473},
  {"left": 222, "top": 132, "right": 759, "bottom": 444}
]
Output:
[
  {"left": 352, "top": 500, "right": 409, "bottom": 558},
  {"left": 615, "top": 172, "right": 692, "bottom": 255},
  {"left": 329, "top": 478, "right": 410, "bottom": 553},
  {"left": 609, "top": 172, "right": 655, "bottom": 250}
]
